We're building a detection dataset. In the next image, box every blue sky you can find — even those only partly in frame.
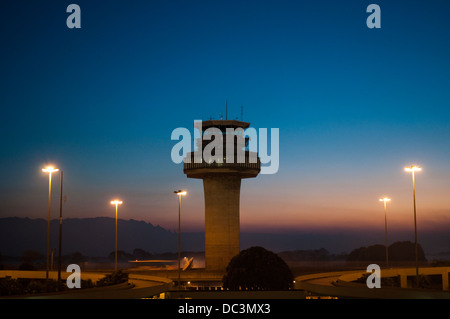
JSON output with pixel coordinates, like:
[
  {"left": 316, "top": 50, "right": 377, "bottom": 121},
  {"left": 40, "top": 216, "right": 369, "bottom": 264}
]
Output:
[{"left": 1, "top": 1, "right": 450, "bottom": 240}]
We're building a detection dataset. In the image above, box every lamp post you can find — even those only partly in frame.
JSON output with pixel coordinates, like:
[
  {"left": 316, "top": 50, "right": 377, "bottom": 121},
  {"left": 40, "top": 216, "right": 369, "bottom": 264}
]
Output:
[
  {"left": 58, "top": 170, "right": 63, "bottom": 283},
  {"left": 174, "top": 190, "right": 187, "bottom": 289},
  {"left": 379, "top": 197, "right": 391, "bottom": 268},
  {"left": 110, "top": 200, "right": 123, "bottom": 272},
  {"left": 405, "top": 165, "right": 421, "bottom": 286},
  {"left": 42, "top": 166, "right": 59, "bottom": 280}
]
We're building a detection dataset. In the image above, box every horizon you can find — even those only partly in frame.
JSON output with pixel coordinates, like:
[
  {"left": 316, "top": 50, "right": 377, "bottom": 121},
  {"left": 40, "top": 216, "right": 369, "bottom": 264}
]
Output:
[
  {"left": 4, "top": 214, "right": 450, "bottom": 235},
  {"left": 0, "top": 216, "right": 450, "bottom": 261}
]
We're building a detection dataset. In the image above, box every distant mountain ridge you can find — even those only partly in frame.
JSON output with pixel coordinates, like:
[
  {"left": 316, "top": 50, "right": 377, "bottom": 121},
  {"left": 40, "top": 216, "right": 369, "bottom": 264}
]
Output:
[
  {"left": 1, "top": 217, "right": 450, "bottom": 258},
  {"left": 0, "top": 217, "right": 186, "bottom": 257}
]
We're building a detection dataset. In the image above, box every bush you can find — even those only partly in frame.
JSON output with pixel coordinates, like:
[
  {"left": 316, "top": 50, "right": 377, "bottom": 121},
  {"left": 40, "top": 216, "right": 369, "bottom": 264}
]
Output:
[
  {"left": 0, "top": 278, "right": 24, "bottom": 296},
  {"left": 0, "top": 278, "right": 66, "bottom": 296},
  {"left": 354, "top": 273, "right": 400, "bottom": 287},
  {"left": 96, "top": 270, "right": 129, "bottom": 287},
  {"left": 0, "top": 275, "right": 97, "bottom": 296},
  {"left": 26, "top": 280, "right": 45, "bottom": 294},
  {"left": 222, "top": 246, "right": 294, "bottom": 291}
]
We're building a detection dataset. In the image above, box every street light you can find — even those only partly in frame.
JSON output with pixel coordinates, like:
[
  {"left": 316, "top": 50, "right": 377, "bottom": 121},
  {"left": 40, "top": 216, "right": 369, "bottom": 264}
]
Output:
[
  {"left": 57, "top": 170, "right": 64, "bottom": 283},
  {"left": 42, "top": 166, "right": 59, "bottom": 280},
  {"left": 379, "top": 197, "right": 391, "bottom": 268},
  {"left": 174, "top": 190, "right": 187, "bottom": 289},
  {"left": 110, "top": 200, "right": 123, "bottom": 272},
  {"left": 405, "top": 165, "right": 422, "bottom": 286}
]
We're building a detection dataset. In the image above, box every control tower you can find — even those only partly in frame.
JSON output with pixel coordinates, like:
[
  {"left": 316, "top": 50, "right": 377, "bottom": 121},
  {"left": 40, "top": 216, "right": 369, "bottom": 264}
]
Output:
[{"left": 183, "top": 120, "right": 261, "bottom": 271}]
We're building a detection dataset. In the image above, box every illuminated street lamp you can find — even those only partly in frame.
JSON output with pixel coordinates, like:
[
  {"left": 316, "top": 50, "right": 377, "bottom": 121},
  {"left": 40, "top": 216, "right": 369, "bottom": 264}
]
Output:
[
  {"left": 174, "top": 190, "right": 187, "bottom": 289},
  {"left": 110, "top": 200, "right": 123, "bottom": 272},
  {"left": 379, "top": 197, "right": 391, "bottom": 268},
  {"left": 57, "top": 170, "right": 64, "bottom": 283},
  {"left": 42, "top": 166, "right": 59, "bottom": 279},
  {"left": 405, "top": 165, "right": 422, "bottom": 286}
]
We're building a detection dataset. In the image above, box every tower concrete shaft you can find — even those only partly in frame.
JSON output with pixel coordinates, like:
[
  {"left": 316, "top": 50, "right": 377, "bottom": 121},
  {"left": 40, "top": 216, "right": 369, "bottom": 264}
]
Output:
[
  {"left": 184, "top": 120, "right": 260, "bottom": 271},
  {"left": 204, "top": 174, "right": 241, "bottom": 271}
]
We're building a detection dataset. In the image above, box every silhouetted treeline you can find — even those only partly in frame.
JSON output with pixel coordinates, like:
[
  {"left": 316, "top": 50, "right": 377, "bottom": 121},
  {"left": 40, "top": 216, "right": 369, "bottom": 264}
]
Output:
[
  {"left": 346, "top": 241, "right": 427, "bottom": 262},
  {"left": 278, "top": 242, "right": 428, "bottom": 263},
  {"left": 107, "top": 248, "right": 204, "bottom": 261},
  {"left": 0, "top": 217, "right": 179, "bottom": 257},
  {"left": 278, "top": 248, "right": 347, "bottom": 262}
]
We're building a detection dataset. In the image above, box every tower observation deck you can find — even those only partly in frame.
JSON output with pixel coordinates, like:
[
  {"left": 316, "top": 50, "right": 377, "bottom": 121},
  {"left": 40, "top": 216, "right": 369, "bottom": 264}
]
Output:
[{"left": 183, "top": 120, "right": 261, "bottom": 271}]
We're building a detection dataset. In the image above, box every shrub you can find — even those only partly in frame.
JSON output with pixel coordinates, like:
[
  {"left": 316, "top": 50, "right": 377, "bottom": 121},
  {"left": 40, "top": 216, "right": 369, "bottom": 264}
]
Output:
[
  {"left": 222, "top": 246, "right": 294, "bottom": 291},
  {"left": 96, "top": 270, "right": 129, "bottom": 287}
]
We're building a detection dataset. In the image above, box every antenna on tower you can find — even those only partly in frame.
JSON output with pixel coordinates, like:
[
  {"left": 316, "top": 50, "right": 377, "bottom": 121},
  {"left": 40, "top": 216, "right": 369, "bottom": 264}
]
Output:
[
  {"left": 226, "top": 100, "right": 228, "bottom": 120},
  {"left": 241, "top": 104, "right": 243, "bottom": 121}
]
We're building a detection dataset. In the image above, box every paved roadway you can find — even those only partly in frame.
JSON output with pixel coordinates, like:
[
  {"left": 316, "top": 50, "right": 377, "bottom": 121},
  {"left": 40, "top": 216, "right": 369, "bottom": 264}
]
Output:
[
  {"left": 295, "top": 269, "right": 450, "bottom": 299},
  {"left": 0, "top": 271, "right": 173, "bottom": 299}
]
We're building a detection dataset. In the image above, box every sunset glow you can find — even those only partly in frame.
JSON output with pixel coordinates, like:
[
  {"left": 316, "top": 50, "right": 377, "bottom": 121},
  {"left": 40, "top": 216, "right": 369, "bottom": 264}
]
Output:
[{"left": 1, "top": 1, "right": 450, "bottom": 258}]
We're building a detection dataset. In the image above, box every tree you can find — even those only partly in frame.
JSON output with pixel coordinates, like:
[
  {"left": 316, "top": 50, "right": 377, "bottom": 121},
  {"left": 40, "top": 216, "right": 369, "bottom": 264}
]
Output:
[
  {"left": 222, "top": 246, "right": 294, "bottom": 291},
  {"left": 132, "top": 248, "right": 153, "bottom": 260},
  {"left": 389, "top": 241, "right": 426, "bottom": 261},
  {"left": 346, "top": 241, "right": 427, "bottom": 262},
  {"left": 96, "top": 270, "right": 129, "bottom": 287},
  {"left": 347, "top": 244, "right": 386, "bottom": 261},
  {"left": 66, "top": 252, "right": 86, "bottom": 264},
  {"left": 108, "top": 250, "right": 133, "bottom": 261},
  {"left": 20, "top": 250, "right": 43, "bottom": 264}
]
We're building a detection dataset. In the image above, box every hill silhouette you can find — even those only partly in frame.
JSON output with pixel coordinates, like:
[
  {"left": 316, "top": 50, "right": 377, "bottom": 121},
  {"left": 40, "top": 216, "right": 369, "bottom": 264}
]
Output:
[
  {"left": 0, "top": 217, "right": 184, "bottom": 257},
  {"left": 0, "top": 218, "right": 360, "bottom": 257},
  {"left": 0, "top": 217, "right": 448, "bottom": 259}
]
